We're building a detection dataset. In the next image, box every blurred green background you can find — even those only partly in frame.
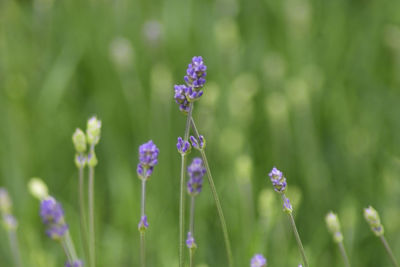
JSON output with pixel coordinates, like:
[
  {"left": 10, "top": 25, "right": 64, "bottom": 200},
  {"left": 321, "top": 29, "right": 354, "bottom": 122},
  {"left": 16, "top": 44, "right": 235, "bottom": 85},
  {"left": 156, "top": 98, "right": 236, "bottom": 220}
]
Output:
[{"left": 1, "top": 0, "right": 400, "bottom": 266}]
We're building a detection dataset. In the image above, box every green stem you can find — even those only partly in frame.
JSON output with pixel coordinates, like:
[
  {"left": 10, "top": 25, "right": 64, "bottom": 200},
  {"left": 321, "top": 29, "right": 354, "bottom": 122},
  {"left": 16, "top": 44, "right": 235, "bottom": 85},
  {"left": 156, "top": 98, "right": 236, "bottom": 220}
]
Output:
[
  {"left": 179, "top": 103, "right": 193, "bottom": 267},
  {"left": 8, "top": 230, "right": 22, "bottom": 267},
  {"left": 140, "top": 232, "right": 146, "bottom": 267},
  {"left": 61, "top": 238, "right": 73, "bottom": 263},
  {"left": 189, "top": 196, "right": 196, "bottom": 267},
  {"left": 191, "top": 118, "right": 233, "bottom": 267},
  {"left": 282, "top": 195, "right": 308, "bottom": 267},
  {"left": 78, "top": 161, "right": 89, "bottom": 262},
  {"left": 140, "top": 179, "right": 146, "bottom": 267},
  {"left": 88, "top": 164, "right": 95, "bottom": 267},
  {"left": 338, "top": 241, "right": 350, "bottom": 267},
  {"left": 380, "top": 235, "right": 399, "bottom": 267},
  {"left": 65, "top": 231, "right": 78, "bottom": 261}
]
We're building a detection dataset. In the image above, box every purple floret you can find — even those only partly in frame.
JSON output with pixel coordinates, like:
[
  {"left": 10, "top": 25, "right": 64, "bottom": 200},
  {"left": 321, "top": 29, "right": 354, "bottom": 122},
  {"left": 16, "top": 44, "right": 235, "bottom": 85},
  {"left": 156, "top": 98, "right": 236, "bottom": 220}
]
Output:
[
  {"left": 137, "top": 140, "right": 159, "bottom": 179},
  {"left": 268, "top": 167, "right": 287, "bottom": 193},
  {"left": 187, "top": 158, "right": 206, "bottom": 196},
  {"left": 40, "top": 197, "right": 68, "bottom": 240},
  {"left": 65, "top": 260, "right": 83, "bottom": 267},
  {"left": 251, "top": 254, "right": 267, "bottom": 267}
]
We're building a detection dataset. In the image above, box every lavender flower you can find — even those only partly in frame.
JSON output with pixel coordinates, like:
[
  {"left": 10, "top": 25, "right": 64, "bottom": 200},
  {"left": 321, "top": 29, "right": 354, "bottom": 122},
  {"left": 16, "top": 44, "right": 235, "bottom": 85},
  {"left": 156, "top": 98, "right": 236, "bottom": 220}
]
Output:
[
  {"left": 186, "top": 231, "right": 196, "bottom": 249},
  {"left": 251, "top": 254, "right": 267, "bottom": 267},
  {"left": 190, "top": 135, "right": 206, "bottom": 150},
  {"left": 137, "top": 140, "right": 159, "bottom": 179},
  {"left": 65, "top": 260, "right": 84, "bottom": 267},
  {"left": 177, "top": 137, "right": 191, "bottom": 155},
  {"left": 187, "top": 158, "right": 206, "bottom": 196},
  {"left": 174, "top": 85, "right": 190, "bottom": 113},
  {"left": 364, "top": 206, "right": 384, "bottom": 236},
  {"left": 184, "top": 56, "right": 207, "bottom": 89},
  {"left": 138, "top": 215, "right": 149, "bottom": 232},
  {"left": 268, "top": 167, "right": 287, "bottom": 193},
  {"left": 40, "top": 197, "right": 68, "bottom": 240}
]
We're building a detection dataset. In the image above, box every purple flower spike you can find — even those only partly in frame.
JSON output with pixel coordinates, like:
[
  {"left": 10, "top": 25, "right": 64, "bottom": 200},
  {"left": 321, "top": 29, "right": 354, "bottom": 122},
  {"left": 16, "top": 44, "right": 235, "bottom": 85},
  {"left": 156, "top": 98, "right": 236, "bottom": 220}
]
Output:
[
  {"left": 177, "top": 137, "right": 191, "bottom": 155},
  {"left": 186, "top": 231, "right": 196, "bottom": 249},
  {"left": 190, "top": 135, "right": 206, "bottom": 150},
  {"left": 187, "top": 158, "right": 206, "bottom": 196},
  {"left": 174, "top": 85, "right": 190, "bottom": 113},
  {"left": 137, "top": 140, "right": 159, "bottom": 179},
  {"left": 251, "top": 254, "right": 267, "bottom": 267},
  {"left": 65, "top": 260, "right": 84, "bottom": 267},
  {"left": 138, "top": 215, "right": 149, "bottom": 232},
  {"left": 268, "top": 167, "right": 287, "bottom": 193},
  {"left": 40, "top": 197, "right": 69, "bottom": 240},
  {"left": 184, "top": 56, "right": 207, "bottom": 89}
]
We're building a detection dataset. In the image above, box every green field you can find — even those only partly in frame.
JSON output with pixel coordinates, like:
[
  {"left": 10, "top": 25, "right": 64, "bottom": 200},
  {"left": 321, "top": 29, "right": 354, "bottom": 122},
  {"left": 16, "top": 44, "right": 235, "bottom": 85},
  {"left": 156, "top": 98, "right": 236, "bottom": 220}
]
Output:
[{"left": 1, "top": 0, "right": 400, "bottom": 266}]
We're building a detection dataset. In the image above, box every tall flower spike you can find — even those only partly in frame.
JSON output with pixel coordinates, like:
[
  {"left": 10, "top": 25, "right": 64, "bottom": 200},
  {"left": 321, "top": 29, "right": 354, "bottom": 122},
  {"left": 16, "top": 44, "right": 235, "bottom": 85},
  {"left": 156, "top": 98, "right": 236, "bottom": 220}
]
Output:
[
  {"left": 174, "top": 85, "right": 190, "bottom": 114},
  {"left": 325, "top": 212, "right": 343, "bottom": 243},
  {"left": 251, "top": 254, "right": 267, "bottom": 267},
  {"left": 40, "top": 197, "right": 68, "bottom": 240},
  {"left": 177, "top": 137, "right": 191, "bottom": 155},
  {"left": 364, "top": 206, "right": 384, "bottom": 236},
  {"left": 268, "top": 167, "right": 287, "bottom": 193},
  {"left": 137, "top": 140, "right": 160, "bottom": 179},
  {"left": 187, "top": 158, "right": 206, "bottom": 196},
  {"left": 184, "top": 56, "right": 207, "bottom": 89}
]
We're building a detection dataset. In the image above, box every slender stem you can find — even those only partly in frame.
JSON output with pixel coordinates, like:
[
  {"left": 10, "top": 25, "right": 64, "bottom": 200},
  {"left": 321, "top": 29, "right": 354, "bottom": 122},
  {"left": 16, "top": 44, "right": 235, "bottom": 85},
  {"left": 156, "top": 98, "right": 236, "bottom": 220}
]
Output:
[
  {"left": 78, "top": 161, "right": 89, "bottom": 262},
  {"left": 189, "top": 196, "right": 195, "bottom": 234},
  {"left": 189, "top": 249, "right": 194, "bottom": 267},
  {"left": 140, "top": 232, "right": 146, "bottom": 267},
  {"left": 140, "top": 179, "right": 146, "bottom": 267},
  {"left": 61, "top": 238, "right": 73, "bottom": 263},
  {"left": 338, "top": 241, "right": 350, "bottom": 267},
  {"left": 141, "top": 179, "right": 146, "bottom": 217},
  {"left": 189, "top": 196, "right": 196, "bottom": 267},
  {"left": 191, "top": 118, "right": 233, "bottom": 267},
  {"left": 8, "top": 230, "right": 22, "bottom": 267},
  {"left": 380, "top": 235, "right": 399, "bottom": 267},
  {"left": 179, "top": 103, "right": 193, "bottom": 267},
  {"left": 65, "top": 231, "right": 78, "bottom": 261},
  {"left": 88, "top": 164, "right": 95, "bottom": 267},
  {"left": 283, "top": 195, "right": 308, "bottom": 267},
  {"left": 200, "top": 149, "right": 233, "bottom": 267}
]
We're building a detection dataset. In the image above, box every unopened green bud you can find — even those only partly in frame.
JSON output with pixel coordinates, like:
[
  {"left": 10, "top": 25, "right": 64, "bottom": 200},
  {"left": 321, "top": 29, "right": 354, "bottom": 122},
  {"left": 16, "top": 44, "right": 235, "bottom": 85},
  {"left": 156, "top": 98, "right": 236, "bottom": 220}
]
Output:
[
  {"left": 86, "top": 116, "right": 102, "bottom": 146},
  {"left": 75, "top": 154, "right": 87, "bottom": 168},
  {"left": 325, "top": 212, "right": 343, "bottom": 243},
  {"left": 88, "top": 152, "right": 98, "bottom": 167},
  {"left": 72, "top": 128, "right": 87, "bottom": 153},
  {"left": 28, "top": 178, "right": 49, "bottom": 200},
  {"left": 364, "top": 206, "right": 384, "bottom": 236}
]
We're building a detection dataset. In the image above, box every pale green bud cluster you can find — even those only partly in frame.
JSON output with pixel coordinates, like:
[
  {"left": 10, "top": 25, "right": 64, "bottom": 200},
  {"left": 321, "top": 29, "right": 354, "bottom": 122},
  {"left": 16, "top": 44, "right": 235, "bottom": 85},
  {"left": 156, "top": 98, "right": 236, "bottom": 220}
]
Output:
[
  {"left": 364, "top": 206, "right": 384, "bottom": 236},
  {"left": 72, "top": 128, "right": 87, "bottom": 153},
  {"left": 325, "top": 212, "right": 343, "bottom": 243},
  {"left": 28, "top": 178, "right": 49, "bottom": 200},
  {"left": 86, "top": 116, "right": 102, "bottom": 146},
  {"left": 72, "top": 116, "right": 102, "bottom": 168}
]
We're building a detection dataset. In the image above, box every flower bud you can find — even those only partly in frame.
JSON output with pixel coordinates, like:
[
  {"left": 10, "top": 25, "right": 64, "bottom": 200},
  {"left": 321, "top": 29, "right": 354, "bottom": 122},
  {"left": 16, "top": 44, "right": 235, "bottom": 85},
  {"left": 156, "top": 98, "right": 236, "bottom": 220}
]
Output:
[
  {"left": 283, "top": 197, "right": 293, "bottom": 214},
  {"left": 87, "top": 152, "right": 98, "bottom": 167},
  {"left": 72, "top": 128, "right": 87, "bottom": 153},
  {"left": 3, "top": 214, "right": 18, "bottom": 231},
  {"left": 364, "top": 206, "right": 384, "bottom": 236},
  {"left": 325, "top": 212, "right": 343, "bottom": 243},
  {"left": 28, "top": 178, "right": 49, "bottom": 201},
  {"left": 86, "top": 116, "right": 102, "bottom": 146},
  {"left": 190, "top": 135, "right": 206, "bottom": 150},
  {"left": 177, "top": 137, "right": 191, "bottom": 155}
]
